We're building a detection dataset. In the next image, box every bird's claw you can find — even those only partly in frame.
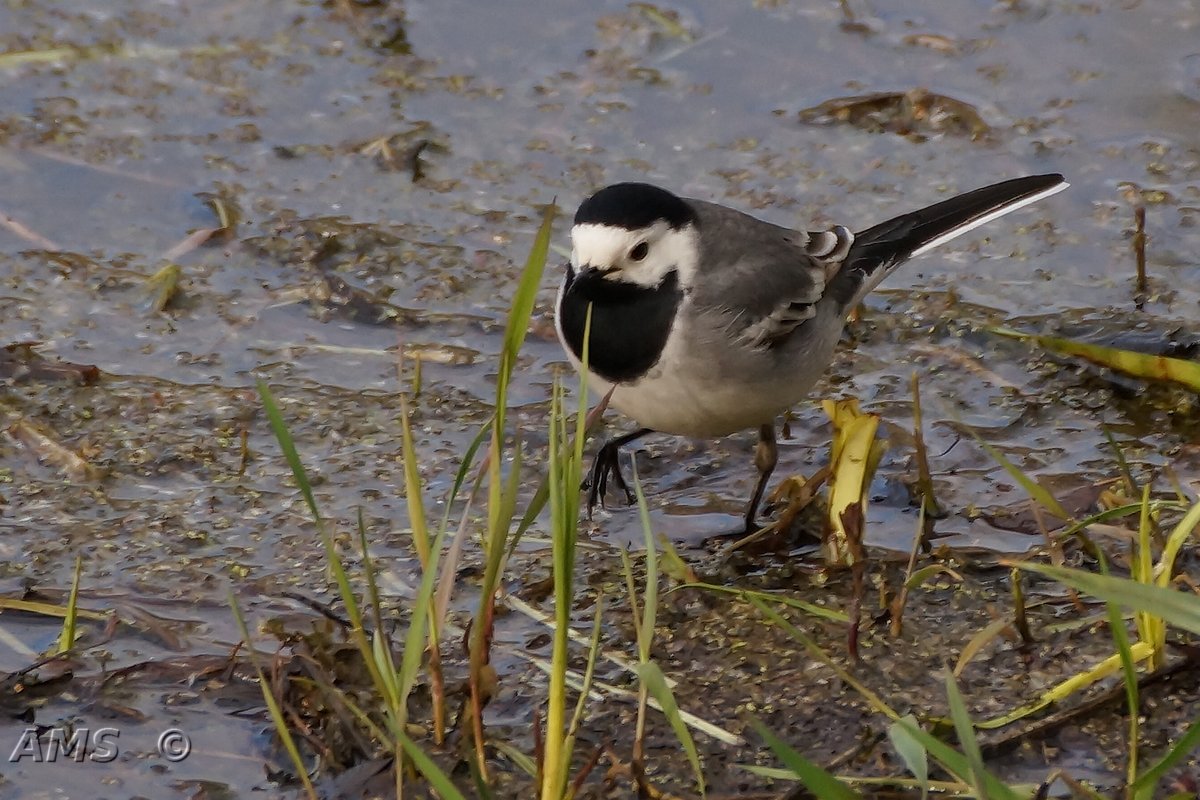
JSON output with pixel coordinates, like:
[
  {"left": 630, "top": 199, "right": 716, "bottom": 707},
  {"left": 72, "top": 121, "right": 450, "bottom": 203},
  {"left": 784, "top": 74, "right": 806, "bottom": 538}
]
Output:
[{"left": 583, "top": 440, "right": 636, "bottom": 517}]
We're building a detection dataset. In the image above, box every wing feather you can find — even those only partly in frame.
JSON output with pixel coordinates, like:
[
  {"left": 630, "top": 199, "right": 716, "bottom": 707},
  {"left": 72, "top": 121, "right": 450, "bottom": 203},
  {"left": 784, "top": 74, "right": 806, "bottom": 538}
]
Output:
[{"left": 687, "top": 199, "right": 853, "bottom": 348}]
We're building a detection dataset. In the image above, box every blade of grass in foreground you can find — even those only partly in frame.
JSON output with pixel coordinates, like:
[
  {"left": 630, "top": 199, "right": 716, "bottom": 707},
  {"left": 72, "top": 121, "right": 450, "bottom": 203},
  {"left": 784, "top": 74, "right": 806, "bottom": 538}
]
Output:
[
  {"left": 1154, "top": 497, "right": 1200, "bottom": 589},
  {"left": 629, "top": 459, "right": 705, "bottom": 797},
  {"left": 470, "top": 202, "right": 557, "bottom": 781},
  {"left": 890, "top": 715, "right": 1024, "bottom": 800},
  {"left": 395, "top": 385, "right": 457, "bottom": 745},
  {"left": 229, "top": 592, "right": 317, "bottom": 800},
  {"left": 1009, "top": 562, "right": 1200, "bottom": 637},
  {"left": 258, "top": 382, "right": 410, "bottom": 791},
  {"left": 55, "top": 555, "right": 83, "bottom": 654},
  {"left": 257, "top": 382, "right": 388, "bottom": 695},
  {"left": 960, "top": 640, "right": 1152, "bottom": 731},
  {"left": 943, "top": 671, "right": 987, "bottom": 799},
  {"left": 396, "top": 392, "right": 454, "bottom": 730},
  {"left": 745, "top": 717, "right": 861, "bottom": 800},
  {"left": 257, "top": 381, "right": 322, "bottom": 523},
  {"left": 0, "top": 597, "right": 107, "bottom": 621},
  {"left": 886, "top": 715, "right": 929, "bottom": 800},
  {"left": 962, "top": 421, "right": 1069, "bottom": 520},
  {"left": 541, "top": 377, "right": 581, "bottom": 800},
  {"left": 539, "top": 299, "right": 588, "bottom": 800},
  {"left": 394, "top": 728, "right": 468, "bottom": 800},
  {"left": 1132, "top": 718, "right": 1200, "bottom": 799},
  {"left": 1104, "top": 568, "right": 1141, "bottom": 793}
]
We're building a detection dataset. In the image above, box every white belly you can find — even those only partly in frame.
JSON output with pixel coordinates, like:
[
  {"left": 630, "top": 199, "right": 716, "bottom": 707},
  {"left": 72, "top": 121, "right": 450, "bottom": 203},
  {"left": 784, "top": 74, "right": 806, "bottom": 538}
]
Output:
[
  {"left": 564, "top": 311, "right": 843, "bottom": 438},
  {"left": 608, "top": 371, "right": 782, "bottom": 436}
]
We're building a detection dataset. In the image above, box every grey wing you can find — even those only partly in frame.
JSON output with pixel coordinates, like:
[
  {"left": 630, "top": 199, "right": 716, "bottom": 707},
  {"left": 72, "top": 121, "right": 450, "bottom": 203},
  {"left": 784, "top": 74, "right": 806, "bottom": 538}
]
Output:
[{"left": 686, "top": 199, "right": 854, "bottom": 349}]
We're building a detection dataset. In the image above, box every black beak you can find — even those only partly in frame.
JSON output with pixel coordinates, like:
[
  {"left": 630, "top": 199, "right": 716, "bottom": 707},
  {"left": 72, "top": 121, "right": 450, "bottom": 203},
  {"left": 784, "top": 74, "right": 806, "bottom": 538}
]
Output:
[{"left": 576, "top": 264, "right": 618, "bottom": 278}]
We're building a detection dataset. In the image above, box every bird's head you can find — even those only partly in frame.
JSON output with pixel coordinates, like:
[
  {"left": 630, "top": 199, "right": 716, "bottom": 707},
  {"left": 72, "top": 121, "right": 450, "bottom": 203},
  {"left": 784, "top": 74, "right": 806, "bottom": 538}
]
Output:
[{"left": 570, "top": 183, "right": 700, "bottom": 288}]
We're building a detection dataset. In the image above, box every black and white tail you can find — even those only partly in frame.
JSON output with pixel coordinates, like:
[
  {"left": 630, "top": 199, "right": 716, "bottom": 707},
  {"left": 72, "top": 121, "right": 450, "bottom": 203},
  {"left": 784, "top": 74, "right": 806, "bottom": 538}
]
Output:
[{"left": 829, "top": 173, "right": 1068, "bottom": 308}]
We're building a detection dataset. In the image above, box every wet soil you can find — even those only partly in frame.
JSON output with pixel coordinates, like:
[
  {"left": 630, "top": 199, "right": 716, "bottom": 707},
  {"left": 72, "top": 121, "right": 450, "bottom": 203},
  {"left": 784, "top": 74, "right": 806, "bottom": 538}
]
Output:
[{"left": 1, "top": 0, "right": 1199, "bottom": 797}]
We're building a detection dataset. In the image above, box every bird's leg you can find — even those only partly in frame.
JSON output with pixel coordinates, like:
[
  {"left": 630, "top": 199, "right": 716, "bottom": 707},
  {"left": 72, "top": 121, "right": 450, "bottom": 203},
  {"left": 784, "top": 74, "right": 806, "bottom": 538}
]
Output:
[
  {"left": 743, "top": 422, "right": 778, "bottom": 533},
  {"left": 584, "top": 428, "right": 653, "bottom": 517}
]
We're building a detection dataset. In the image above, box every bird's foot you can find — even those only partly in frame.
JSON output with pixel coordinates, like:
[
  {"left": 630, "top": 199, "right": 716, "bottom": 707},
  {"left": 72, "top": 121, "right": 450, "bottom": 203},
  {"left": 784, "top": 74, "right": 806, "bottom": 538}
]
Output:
[{"left": 582, "top": 439, "right": 636, "bottom": 517}]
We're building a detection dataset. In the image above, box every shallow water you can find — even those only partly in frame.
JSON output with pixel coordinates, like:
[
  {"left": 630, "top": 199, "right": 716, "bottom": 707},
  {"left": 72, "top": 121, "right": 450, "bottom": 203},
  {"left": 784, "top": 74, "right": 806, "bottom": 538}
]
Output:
[{"left": 1, "top": 1, "right": 1198, "bottom": 796}]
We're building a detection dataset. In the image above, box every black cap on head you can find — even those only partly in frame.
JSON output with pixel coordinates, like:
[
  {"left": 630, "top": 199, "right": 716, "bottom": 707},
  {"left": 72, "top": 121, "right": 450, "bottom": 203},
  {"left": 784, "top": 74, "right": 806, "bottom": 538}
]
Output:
[{"left": 574, "top": 182, "right": 698, "bottom": 231}]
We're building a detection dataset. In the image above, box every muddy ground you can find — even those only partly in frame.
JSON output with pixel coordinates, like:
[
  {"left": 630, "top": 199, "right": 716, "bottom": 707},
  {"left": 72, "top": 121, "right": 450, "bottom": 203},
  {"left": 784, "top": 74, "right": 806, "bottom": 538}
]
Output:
[{"left": 1, "top": 1, "right": 1199, "bottom": 797}]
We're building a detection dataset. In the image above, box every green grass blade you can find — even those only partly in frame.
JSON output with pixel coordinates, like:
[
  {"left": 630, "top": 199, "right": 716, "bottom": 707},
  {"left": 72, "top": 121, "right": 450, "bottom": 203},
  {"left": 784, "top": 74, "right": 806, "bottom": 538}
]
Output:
[
  {"left": 887, "top": 714, "right": 929, "bottom": 800},
  {"left": 357, "top": 508, "right": 387, "bottom": 646},
  {"left": 1011, "top": 563, "right": 1200, "bottom": 636},
  {"left": 513, "top": 302, "right": 595, "bottom": 551},
  {"left": 229, "top": 591, "right": 317, "bottom": 800},
  {"left": 1133, "top": 487, "right": 1158, "bottom": 657},
  {"left": 397, "top": 517, "right": 449, "bottom": 724},
  {"left": 472, "top": 205, "right": 556, "bottom": 783},
  {"left": 745, "top": 717, "right": 861, "bottom": 800},
  {"left": 1105, "top": 579, "right": 1140, "bottom": 792},
  {"left": 499, "top": 432, "right": 525, "bottom": 549},
  {"left": 1155, "top": 497, "right": 1200, "bottom": 588},
  {"left": 619, "top": 547, "right": 642, "bottom": 647},
  {"left": 257, "top": 380, "right": 322, "bottom": 523},
  {"left": 501, "top": 204, "right": 557, "bottom": 378},
  {"left": 891, "top": 716, "right": 1023, "bottom": 800},
  {"left": 371, "top": 629, "right": 400, "bottom": 707},
  {"left": 56, "top": 555, "right": 83, "bottom": 654},
  {"left": 909, "top": 372, "right": 941, "bottom": 517},
  {"left": 962, "top": 422, "right": 1069, "bottom": 519},
  {"left": 567, "top": 593, "right": 605, "bottom": 744},
  {"left": 632, "top": 458, "right": 657, "bottom": 664},
  {"left": 989, "top": 326, "right": 1200, "bottom": 393},
  {"left": 1132, "top": 718, "right": 1200, "bottom": 798},
  {"left": 257, "top": 382, "right": 377, "bottom": 670},
  {"left": 1054, "top": 500, "right": 1184, "bottom": 544},
  {"left": 943, "top": 670, "right": 987, "bottom": 799},
  {"left": 629, "top": 462, "right": 705, "bottom": 797},
  {"left": 399, "top": 392, "right": 432, "bottom": 567},
  {"left": 395, "top": 728, "right": 468, "bottom": 800},
  {"left": 255, "top": 379, "right": 409, "bottom": 771},
  {"left": 491, "top": 739, "right": 539, "bottom": 778},
  {"left": 495, "top": 203, "right": 557, "bottom": 437},
  {"left": 1103, "top": 427, "right": 1137, "bottom": 496},
  {"left": 513, "top": 479, "right": 552, "bottom": 545},
  {"left": 637, "top": 661, "right": 706, "bottom": 798},
  {"left": 541, "top": 376, "right": 578, "bottom": 800},
  {"left": 447, "top": 420, "right": 490, "bottom": 514}
]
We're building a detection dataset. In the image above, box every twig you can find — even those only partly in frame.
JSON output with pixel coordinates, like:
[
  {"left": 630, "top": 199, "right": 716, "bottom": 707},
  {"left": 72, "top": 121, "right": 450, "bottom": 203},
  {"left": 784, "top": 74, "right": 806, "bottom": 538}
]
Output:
[{"left": 1133, "top": 204, "right": 1147, "bottom": 296}]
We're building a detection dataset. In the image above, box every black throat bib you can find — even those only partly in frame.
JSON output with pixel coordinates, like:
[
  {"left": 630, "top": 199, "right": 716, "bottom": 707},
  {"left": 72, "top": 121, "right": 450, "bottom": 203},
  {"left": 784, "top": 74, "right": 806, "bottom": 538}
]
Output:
[{"left": 558, "top": 267, "right": 682, "bottom": 384}]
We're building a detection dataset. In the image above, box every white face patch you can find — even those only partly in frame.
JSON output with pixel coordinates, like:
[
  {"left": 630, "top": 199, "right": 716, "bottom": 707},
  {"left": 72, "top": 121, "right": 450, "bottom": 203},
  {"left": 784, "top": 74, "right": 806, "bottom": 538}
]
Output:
[{"left": 571, "top": 221, "right": 700, "bottom": 288}]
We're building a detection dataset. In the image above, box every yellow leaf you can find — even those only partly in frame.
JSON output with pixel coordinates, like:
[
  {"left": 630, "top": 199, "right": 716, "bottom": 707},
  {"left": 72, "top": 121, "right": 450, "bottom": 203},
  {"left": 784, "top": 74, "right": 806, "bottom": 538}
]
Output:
[{"left": 822, "top": 399, "right": 884, "bottom": 566}]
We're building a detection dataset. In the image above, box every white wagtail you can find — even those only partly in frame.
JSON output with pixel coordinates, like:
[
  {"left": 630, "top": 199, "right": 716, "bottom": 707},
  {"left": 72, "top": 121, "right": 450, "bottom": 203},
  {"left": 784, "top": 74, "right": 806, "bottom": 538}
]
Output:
[{"left": 554, "top": 174, "right": 1068, "bottom": 533}]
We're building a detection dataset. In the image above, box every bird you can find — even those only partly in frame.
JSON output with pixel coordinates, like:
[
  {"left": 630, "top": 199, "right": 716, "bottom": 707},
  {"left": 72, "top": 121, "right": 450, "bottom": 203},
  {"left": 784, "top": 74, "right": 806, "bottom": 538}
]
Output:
[{"left": 553, "top": 173, "right": 1068, "bottom": 533}]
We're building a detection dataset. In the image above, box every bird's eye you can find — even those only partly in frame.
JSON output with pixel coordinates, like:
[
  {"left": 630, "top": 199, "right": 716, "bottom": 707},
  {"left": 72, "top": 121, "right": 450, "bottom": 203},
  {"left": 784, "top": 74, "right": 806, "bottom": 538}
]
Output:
[{"left": 629, "top": 242, "right": 650, "bottom": 261}]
